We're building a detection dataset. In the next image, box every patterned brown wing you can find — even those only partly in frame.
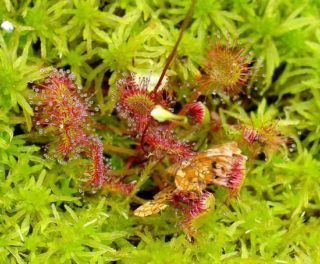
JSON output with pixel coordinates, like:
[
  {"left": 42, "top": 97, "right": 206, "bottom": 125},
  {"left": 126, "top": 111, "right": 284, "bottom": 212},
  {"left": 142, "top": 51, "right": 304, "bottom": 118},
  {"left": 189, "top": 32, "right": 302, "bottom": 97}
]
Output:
[
  {"left": 174, "top": 157, "right": 213, "bottom": 192},
  {"left": 134, "top": 201, "right": 169, "bottom": 217},
  {"left": 134, "top": 186, "right": 174, "bottom": 217},
  {"left": 171, "top": 142, "right": 243, "bottom": 192}
]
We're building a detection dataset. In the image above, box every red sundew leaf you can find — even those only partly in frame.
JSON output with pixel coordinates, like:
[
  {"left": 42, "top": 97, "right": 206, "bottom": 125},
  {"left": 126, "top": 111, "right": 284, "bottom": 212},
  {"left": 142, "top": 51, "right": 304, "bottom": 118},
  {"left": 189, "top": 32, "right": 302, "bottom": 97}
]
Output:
[
  {"left": 143, "top": 124, "right": 194, "bottom": 162},
  {"left": 31, "top": 68, "right": 116, "bottom": 189},
  {"left": 116, "top": 73, "right": 172, "bottom": 135},
  {"left": 185, "top": 102, "right": 210, "bottom": 125},
  {"left": 201, "top": 43, "right": 251, "bottom": 95},
  {"left": 240, "top": 123, "right": 287, "bottom": 158}
]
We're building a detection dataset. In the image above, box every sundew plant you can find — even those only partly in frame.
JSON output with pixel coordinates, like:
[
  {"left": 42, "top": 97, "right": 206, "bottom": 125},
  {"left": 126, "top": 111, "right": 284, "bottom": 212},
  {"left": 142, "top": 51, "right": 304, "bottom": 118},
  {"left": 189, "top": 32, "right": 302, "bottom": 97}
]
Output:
[{"left": 1, "top": 0, "right": 320, "bottom": 263}]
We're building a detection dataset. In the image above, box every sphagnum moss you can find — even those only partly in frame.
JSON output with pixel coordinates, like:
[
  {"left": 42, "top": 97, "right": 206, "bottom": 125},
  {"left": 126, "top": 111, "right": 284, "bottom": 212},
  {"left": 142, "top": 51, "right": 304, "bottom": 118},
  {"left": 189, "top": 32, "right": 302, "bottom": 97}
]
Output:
[{"left": 0, "top": 0, "right": 319, "bottom": 263}]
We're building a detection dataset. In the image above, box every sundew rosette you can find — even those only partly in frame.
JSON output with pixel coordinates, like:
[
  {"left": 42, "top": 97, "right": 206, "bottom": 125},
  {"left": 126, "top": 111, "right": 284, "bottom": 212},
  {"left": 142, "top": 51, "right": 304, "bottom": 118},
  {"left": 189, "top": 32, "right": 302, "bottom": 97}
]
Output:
[{"left": 200, "top": 42, "right": 252, "bottom": 95}]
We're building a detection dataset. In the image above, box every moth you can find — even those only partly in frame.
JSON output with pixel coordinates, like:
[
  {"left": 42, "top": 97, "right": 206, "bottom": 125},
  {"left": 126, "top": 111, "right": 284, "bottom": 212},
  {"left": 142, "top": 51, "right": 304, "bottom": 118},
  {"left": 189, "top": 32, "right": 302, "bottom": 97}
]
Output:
[
  {"left": 134, "top": 141, "right": 246, "bottom": 217},
  {"left": 170, "top": 141, "right": 246, "bottom": 192}
]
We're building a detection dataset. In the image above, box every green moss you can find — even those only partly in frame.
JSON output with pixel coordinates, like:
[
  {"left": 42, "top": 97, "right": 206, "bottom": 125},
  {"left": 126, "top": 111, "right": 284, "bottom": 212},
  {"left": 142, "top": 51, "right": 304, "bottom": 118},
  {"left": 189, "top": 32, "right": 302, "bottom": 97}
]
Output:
[{"left": 0, "top": 0, "right": 320, "bottom": 263}]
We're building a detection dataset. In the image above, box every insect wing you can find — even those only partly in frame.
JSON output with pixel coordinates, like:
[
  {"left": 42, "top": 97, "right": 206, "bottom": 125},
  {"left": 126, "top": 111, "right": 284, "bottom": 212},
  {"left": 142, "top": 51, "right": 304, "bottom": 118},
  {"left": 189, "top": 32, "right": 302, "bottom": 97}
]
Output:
[
  {"left": 134, "top": 186, "right": 174, "bottom": 217},
  {"left": 134, "top": 201, "right": 169, "bottom": 217},
  {"left": 174, "top": 142, "right": 241, "bottom": 192}
]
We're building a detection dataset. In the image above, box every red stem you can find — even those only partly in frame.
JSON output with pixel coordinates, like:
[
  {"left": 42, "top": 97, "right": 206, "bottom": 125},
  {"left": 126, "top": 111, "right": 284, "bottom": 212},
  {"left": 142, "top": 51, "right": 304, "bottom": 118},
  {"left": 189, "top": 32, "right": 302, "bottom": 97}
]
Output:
[
  {"left": 140, "top": 119, "right": 151, "bottom": 152},
  {"left": 153, "top": 0, "right": 196, "bottom": 93}
]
